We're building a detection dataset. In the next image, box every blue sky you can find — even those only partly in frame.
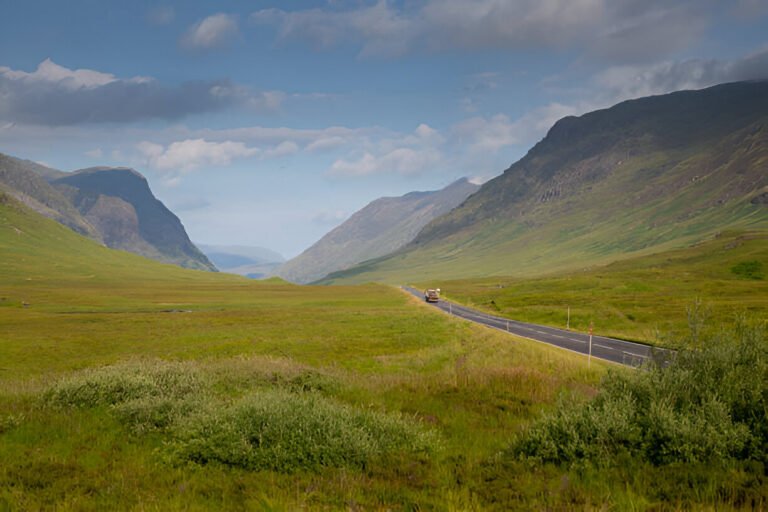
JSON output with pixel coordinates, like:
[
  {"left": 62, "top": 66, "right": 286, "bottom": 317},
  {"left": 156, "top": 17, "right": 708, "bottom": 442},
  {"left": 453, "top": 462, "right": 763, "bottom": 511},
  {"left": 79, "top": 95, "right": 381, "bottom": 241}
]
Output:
[{"left": 1, "top": 1, "right": 768, "bottom": 257}]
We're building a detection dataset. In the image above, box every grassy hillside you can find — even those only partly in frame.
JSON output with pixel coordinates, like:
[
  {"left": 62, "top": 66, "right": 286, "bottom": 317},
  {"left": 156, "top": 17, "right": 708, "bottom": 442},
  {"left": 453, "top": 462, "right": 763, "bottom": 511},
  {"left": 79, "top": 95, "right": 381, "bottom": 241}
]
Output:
[
  {"left": 322, "top": 81, "right": 768, "bottom": 285},
  {"left": 2, "top": 193, "right": 766, "bottom": 509},
  {"left": 415, "top": 230, "right": 768, "bottom": 344},
  {"left": 0, "top": 193, "right": 612, "bottom": 509}
]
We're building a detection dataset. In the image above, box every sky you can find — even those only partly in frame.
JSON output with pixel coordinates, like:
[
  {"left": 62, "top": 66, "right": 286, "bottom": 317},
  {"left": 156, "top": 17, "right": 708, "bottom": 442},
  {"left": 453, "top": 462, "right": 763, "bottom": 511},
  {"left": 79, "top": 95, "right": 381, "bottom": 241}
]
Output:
[{"left": 1, "top": 1, "right": 768, "bottom": 258}]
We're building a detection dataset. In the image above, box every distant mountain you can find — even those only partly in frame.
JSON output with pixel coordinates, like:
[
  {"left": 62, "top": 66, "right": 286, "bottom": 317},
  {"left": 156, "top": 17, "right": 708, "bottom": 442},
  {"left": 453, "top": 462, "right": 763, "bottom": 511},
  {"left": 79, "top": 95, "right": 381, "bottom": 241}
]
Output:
[
  {"left": 52, "top": 167, "right": 215, "bottom": 272},
  {"left": 277, "top": 178, "right": 480, "bottom": 284},
  {"left": 322, "top": 81, "right": 768, "bottom": 284},
  {"left": 198, "top": 244, "right": 284, "bottom": 278}
]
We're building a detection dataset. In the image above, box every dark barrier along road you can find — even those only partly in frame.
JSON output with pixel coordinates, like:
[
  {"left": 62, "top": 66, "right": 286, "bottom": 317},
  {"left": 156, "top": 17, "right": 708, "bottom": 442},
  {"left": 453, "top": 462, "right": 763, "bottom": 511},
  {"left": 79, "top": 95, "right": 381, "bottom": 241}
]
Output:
[{"left": 403, "top": 286, "right": 671, "bottom": 368}]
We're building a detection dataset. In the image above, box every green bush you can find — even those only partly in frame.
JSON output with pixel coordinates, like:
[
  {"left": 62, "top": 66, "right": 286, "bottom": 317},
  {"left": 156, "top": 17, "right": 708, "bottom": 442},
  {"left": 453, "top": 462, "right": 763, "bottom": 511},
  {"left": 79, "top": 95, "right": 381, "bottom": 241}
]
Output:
[
  {"left": 170, "top": 389, "right": 438, "bottom": 472},
  {"left": 514, "top": 322, "right": 767, "bottom": 467},
  {"left": 42, "top": 361, "right": 204, "bottom": 409}
]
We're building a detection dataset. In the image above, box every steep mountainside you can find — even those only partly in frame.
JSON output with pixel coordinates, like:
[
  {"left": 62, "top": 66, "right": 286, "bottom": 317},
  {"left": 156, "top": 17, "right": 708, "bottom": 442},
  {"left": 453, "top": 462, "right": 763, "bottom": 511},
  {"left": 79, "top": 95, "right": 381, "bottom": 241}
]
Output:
[
  {"left": 0, "top": 153, "right": 99, "bottom": 238},
  {"left": 277, "top": 178, "right": 479, "bottom": 283},
  {"left": 322, "top": 81, "right": 768, "bottom": 284},
  {"left": 52, "top": 167, "right": 215, "bottom": 271}
]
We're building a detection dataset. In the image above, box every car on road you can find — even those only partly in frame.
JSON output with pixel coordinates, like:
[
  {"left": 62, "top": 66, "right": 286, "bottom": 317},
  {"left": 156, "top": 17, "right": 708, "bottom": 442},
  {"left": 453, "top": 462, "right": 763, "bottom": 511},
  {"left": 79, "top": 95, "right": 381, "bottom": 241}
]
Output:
[{"left": 424, "top": 288, "right": 440, "bottom": 302}]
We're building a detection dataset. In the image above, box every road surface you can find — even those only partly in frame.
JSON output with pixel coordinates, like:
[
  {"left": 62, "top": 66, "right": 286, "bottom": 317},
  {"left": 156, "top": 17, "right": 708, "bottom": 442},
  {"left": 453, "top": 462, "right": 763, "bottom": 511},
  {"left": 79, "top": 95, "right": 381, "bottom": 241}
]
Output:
[{"left": 403, "top": 286, "right": 670, "bottom": 367}]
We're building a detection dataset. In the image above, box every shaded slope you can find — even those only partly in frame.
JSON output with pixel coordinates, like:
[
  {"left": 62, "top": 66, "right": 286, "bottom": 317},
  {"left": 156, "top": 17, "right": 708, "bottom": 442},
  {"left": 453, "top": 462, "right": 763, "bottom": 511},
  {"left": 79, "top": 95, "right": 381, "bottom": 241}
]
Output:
[
  {"left": 0, "top": 153, "right": 98, "bottom": 238},
  {"left": 53, "top": 167, "right": 216, "bottom": 271},
  {"left": 323, "top": 81, "right": 768, "bottom": 284},
  {"left": 277, "top": 178, "right": 479, "bottom": 283}
]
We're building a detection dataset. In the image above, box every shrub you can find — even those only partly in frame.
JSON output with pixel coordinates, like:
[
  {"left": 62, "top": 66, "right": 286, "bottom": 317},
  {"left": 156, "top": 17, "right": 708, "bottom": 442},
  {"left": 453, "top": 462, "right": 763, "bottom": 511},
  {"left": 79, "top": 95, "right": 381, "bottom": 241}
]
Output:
[
  {"left": 169, "top": 389, "right": 438, "bottom": 472},
  {"left": 514, "top": 322, "right": 767, "bottom": 467},
  {"left": 42, "top": 361, "right": 204, "bottom": 409}
]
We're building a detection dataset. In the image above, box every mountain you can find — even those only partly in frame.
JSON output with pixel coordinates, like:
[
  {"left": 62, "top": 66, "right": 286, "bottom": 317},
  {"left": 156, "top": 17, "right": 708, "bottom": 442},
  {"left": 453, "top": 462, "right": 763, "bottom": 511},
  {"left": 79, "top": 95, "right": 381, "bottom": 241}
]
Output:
[
  {"left": 276, "top": 178, "right": 480, "bottom": 284},
  {"left": 0, "top": 153, "right": 214, "bottom": 271},
  {"left": 0, "top": 153, "right": 99, "bottom": 239},
  {"left": 198, "top": 244, "right": 285, "bottom": 278},
  {"left": 52, "top": 167, "right": 216, "bottom": 272},
  {"left": 321, "top": 81, "right": 768, "bottom": 284}
]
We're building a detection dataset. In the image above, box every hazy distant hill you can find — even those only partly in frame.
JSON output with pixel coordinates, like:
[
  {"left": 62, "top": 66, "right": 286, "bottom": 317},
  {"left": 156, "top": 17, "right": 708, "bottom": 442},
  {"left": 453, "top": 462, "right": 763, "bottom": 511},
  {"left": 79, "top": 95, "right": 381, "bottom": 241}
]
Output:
[
  {"left": 53, "top": 167, "right": 215, "bottom": 272},
  {"left": 322, "top": 81, "right": 768, "bottom": 284},
  {"left": 277, "top": 178, "right": 479, "bottom": 284},
  {"left": 198, "top": 244, "right": 284, "bottom": 278}
]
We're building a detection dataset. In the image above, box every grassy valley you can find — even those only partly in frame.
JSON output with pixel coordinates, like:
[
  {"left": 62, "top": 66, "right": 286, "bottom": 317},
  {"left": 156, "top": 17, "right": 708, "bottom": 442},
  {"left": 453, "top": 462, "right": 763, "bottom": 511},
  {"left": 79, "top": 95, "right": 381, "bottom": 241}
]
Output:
[
  {"left": 2, "top": 171, "right": 767, "bottom": 508},
  {"left": 416, "top": 230, "right": 768, "bottom": 344},
  {"left": 1, "top": 192, "right": 613, "bottom": 509}
]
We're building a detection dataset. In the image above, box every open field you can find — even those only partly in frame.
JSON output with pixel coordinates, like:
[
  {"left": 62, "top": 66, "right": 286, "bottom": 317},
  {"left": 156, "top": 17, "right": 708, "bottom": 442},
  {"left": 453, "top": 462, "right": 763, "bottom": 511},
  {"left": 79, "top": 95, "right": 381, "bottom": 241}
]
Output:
[
  {"left": 416, "top": 231, "right": 768, "bottom": 345},
  {"left": 2, "top": 196, "right": 766, "bottom": 509}
]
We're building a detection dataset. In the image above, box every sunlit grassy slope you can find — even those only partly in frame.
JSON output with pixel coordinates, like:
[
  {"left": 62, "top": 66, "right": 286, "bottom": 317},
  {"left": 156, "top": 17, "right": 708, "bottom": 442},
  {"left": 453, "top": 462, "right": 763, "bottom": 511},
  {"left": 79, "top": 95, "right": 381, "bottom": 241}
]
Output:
[
  {"left": 415, "top": 230, "right": 767, "bottom": 344},
  {"left": 321, "top": 82, "right": 768, "bottom": 285},
  {"left": 0, "top": 193, "right": 616, "bottom": 510}
]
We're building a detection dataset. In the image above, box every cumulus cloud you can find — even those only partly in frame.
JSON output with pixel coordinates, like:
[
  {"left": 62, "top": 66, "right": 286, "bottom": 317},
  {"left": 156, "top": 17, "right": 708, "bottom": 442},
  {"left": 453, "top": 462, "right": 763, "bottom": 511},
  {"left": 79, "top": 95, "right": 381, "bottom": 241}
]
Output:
[
  {"left": 329, "top": 147, "right": 443, "bottom": 177},
  {"left": 452, "top": 114, "right": 520, "bottom": 153},
  {"left": 327, "top": 123, "right": 446, "bottom": 177},
  {"left": 181, "top": 13, "right": 240, "bottom": 50},
  {"left": 0, "top": 59, "right": 282, "bottom": 125},
  {"left": 138, "top": 138, "right": 259, "bottom": 172},
  {"left": 252, "top": 0, "right": 711, "bottom": 62}
]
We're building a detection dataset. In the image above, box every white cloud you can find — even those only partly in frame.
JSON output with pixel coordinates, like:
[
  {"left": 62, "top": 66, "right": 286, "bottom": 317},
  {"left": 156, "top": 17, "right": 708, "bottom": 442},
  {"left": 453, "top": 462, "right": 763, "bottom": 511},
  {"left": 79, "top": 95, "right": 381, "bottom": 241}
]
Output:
[
  {"left": 0, "top": 58, "right": 123, "bottom": 90},
  {"left": 330, "top": 147, "right": 442, "bottom": 177},
  {"left": 306, "top": 136, "right": 347, "bottom": 152},
  {"left": 252, "top": 0, "right": 710, "bottom": 62},
  {"left": 452, "top": 114, "right": 519, "bottom": 153},
  {"left": 264, "top": 140, "right": 299, "bottom": 158},
  {"left": 181, "top": 13, "right": 240, "bottom": 50},
  {"left": 84, "top": 148, "right": 103, "bottom": 159},
  {"left": 138, "top": 138, "right": 259, "bottom": 172}
]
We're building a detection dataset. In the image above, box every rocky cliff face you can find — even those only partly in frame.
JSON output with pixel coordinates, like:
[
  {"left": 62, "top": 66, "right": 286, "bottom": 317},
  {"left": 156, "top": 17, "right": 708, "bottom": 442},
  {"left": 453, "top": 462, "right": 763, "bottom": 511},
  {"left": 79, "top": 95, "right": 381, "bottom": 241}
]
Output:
[
  {"left": 53, "top": 167, "right": 216, "bottom": 271},
  {"left": 0, "top": 153, "right": 215, "bottom": 272}
]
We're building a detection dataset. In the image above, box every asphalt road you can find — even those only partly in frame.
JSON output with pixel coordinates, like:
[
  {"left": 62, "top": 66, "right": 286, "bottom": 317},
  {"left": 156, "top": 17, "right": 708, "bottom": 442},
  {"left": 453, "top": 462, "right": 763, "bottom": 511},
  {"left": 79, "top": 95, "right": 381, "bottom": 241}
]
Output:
[{"left": 403, "top": 286, "right": 671, "bottom": 367}]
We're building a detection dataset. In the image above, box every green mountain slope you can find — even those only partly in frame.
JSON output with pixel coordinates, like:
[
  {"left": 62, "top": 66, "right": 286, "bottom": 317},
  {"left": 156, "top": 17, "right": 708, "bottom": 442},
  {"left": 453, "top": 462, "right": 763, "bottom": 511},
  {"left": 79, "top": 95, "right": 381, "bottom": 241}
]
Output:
[
  {"left": 322, "top": 81, "right": 768, "bottom": 284},
  {"left": 0, "top": 191, "right": 217, "bottom": 286},
  {"left": 277, "top": 178, "right": 479, "bottom": 284}
]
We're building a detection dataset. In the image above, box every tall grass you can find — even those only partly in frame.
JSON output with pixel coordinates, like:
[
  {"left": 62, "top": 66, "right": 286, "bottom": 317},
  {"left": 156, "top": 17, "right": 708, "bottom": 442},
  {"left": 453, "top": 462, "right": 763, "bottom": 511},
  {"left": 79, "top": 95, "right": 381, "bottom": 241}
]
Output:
[{"left": 40, "top": 360, "right": 438, "bottom": 472}]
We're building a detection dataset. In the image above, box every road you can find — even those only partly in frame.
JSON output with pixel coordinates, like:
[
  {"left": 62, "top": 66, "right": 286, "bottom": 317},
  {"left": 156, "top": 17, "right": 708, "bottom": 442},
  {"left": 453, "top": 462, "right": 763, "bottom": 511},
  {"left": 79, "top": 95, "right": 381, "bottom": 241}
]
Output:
[{"left": 403, "top": 286, "right": 671, "bottom": 367}]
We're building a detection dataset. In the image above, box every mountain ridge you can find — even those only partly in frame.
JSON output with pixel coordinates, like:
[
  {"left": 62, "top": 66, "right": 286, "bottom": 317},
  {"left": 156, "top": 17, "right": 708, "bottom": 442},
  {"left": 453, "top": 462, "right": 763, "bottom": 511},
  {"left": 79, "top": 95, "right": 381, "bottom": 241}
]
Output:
[
  {"left": 276, "top": 178, "right": 479, "bottom": 284},
  {"left": 321, "top": 80, "right": 768, "bottom": 284},
  {"left": 0, "top": 152, "right": 215, "bottom": 271}
]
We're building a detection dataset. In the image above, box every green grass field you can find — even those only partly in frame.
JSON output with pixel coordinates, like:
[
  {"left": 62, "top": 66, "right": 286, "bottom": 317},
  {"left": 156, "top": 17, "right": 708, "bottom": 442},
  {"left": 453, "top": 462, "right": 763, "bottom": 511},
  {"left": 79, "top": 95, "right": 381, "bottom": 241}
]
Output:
[
  {"left": 2, "top": 194, "right": 766, "bottom": 509},
  {"left": 415, "top": 231, "right": 768, "bottom": 345}
]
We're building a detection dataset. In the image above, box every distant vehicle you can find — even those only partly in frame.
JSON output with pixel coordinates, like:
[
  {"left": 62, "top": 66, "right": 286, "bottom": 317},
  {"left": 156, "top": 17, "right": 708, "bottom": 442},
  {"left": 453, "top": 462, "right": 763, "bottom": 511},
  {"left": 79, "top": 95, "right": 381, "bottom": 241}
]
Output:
[{"left": 424, "top": 288, "right": 440, "bottom": 302}]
